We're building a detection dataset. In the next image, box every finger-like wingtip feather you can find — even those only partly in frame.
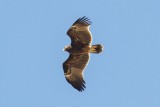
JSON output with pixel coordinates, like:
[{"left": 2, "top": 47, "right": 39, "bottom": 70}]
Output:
[
  {"left": 65, "top": 75, "right": 86, "bottom": 92},
  {"left": 73, "top": 16, "right": 91, "bottom": 26}
]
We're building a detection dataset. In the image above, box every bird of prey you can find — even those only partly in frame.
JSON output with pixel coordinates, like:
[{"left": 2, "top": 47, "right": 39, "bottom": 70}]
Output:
[{"left": 63, "top": 16, "right": 103, "bottom": 92}]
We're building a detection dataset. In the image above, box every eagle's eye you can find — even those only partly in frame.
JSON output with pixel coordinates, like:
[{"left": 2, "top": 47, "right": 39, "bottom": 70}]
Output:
[{"left": 70, "top": 26, "right": 77, "bottom": 30}]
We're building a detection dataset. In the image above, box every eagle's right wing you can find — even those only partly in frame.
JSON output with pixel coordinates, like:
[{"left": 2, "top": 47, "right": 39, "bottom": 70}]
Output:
[{"left": 63, "top": 53, "right": 90, "bottom": 91}]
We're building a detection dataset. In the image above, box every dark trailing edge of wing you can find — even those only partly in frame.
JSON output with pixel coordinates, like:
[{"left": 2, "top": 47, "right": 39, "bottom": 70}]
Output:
[{"left": 73, "top": 16, "right": 91, "bottom": 26}]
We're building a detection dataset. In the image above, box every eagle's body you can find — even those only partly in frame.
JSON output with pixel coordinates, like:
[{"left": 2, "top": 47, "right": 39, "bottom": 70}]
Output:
[
  {"left": 64, "top": 45, "right": 91, "bottom": 54},
  {"left": 63, "top": 16, "right": 103, "bottom": 92}
]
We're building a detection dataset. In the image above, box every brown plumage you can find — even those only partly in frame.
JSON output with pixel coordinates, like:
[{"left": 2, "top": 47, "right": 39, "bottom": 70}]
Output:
[{"left": 63, "top": 16, "right": 103, "bottom": 91}]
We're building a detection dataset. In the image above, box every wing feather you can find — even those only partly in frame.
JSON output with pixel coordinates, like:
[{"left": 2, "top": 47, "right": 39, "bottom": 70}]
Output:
[
  {"left": 73, "top": 16, "right": 91, "bottom": 26},
  {"left": 63, "top": 54, "right": 89, "bottom": 91}
]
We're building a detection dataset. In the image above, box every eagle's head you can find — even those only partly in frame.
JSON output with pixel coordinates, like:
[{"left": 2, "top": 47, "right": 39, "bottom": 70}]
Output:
[{"left": 63, "top": 45, "right": 72, "bottom": 52}]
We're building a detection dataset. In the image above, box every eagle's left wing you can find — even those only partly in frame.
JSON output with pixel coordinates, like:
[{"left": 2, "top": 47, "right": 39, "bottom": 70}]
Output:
[
  {"left": 63, "top": 53, "right": 89, "bottom": 91},
  {"left": 67, "top": 16, "right": 92, "bottom": 47}
]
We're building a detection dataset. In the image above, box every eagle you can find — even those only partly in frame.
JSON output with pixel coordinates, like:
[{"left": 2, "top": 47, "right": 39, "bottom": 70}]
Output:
[{"left": 63, "top": 16, "right": 103, "bottom": 92}]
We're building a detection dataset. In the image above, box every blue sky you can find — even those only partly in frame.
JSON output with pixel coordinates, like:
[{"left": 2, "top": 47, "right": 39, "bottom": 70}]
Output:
[{"left": 0, "top": 0, "right": 160, "bottom": 107}]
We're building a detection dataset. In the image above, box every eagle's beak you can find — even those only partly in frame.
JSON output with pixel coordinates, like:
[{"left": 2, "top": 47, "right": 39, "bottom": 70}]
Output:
[{"left": 63, "top": 47, "right": 66, "bottom": 51}]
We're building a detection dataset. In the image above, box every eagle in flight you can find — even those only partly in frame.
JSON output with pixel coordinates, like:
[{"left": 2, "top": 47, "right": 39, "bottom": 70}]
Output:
[{"left": 63, "top": 16, "right": 103, "bottom": 92}]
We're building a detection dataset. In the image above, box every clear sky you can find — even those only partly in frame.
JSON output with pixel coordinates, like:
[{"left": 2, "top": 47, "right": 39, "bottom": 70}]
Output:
[{"left": 0, "top": 0, "right": 160, "bottom": 107}]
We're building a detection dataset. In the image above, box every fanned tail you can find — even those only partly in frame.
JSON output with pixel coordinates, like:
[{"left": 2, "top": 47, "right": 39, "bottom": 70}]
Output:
[{"left": 90, "top": 44, "right": 103, "bottom": 54}]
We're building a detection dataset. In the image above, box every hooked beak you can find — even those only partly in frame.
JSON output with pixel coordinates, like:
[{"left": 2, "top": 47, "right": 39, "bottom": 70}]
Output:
[{"left": 63, "top": 47, "right": 66, "bottom": 51}]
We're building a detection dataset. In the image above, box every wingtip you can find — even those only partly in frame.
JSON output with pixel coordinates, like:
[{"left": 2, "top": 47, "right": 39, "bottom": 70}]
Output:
[
  {"left": 65, "top": 77, "right": 86, "bottom": 92},
  {"left": 77, "top": 80, "right": 86, "bottom": 92},
  {"left": 73, "top": 16, "right": 92, "bottom": 26}
]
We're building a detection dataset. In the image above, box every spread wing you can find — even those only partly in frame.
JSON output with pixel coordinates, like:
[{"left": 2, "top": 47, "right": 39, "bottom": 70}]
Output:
[
  {"left": 67, "top": 16, "right": 92, "bottom": 47},
  {"left": 63, "top": 54, "right": 90, "bottom": 91}
]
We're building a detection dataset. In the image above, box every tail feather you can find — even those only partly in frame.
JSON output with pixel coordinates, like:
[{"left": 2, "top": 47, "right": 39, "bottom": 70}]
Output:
[{"left": 90, "top": 44, "right": 103, "bottom": 54}]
